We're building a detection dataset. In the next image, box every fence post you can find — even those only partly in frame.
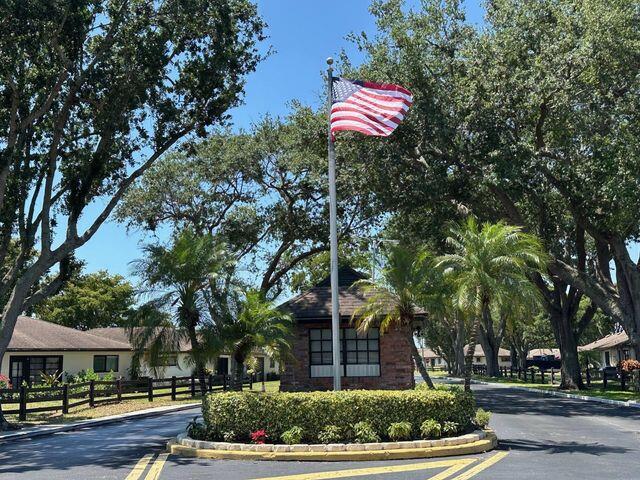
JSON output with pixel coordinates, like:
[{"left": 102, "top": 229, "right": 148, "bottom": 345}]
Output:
[
  {"left": 208, "top": 374, "right": 213, "bottom": 392},
  {"left": 62, "top": 384, "right": 69, "bottom": 414},
  {"left": 148, "top": 377, "right": 154, "bottom": 402},
  {"left": 250, "top": 373, "right": 253, "bottom": 390},
  {"left": 551, "top": 368, "right": 555, "bottom": 385},
  {"left": 529, "top": 368, "right": 535, "bottom": 383},
  {"left": 171, "top": 376, "right": 176, "bottom": 401},
  {"left": 89, "top": 380, "right": 95, "bottom": 408},
  {"left": 602, "top": 372, "right": 608, "bottom": 391},
  {"left": 19, "top": 385, "right": 27, "bottom": 421},
  {"left": 190, "top": 375, "right": 196, "bottom": 397},
  {"left": 223, "top": 374, "right": 228, "bottom": 391},
  {"left": 116, "top": 379, "right": 122, "bottom": 403},
  {"left": 621, "top": 370, "right": 626, "bottom": 390}
]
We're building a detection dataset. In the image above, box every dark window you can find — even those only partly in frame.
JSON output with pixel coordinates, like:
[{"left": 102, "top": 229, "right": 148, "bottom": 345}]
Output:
[
  {"left": 604, "top": 351, "right": 611, "bottom": 366},
  {"left": 93, "top": 355, "right": 119, "bottom": 373},
  {"left": 342, "top": 328, "right": 379, "bottom": 365},
  {"left": 309, "top": 328, "right": 380, "bottom": 367},
  {"left": 9, "top": 356, "right": 62, "bottom": 386},
  {"left": 309, "top": 328, "right": 333, "bottom": 365}
]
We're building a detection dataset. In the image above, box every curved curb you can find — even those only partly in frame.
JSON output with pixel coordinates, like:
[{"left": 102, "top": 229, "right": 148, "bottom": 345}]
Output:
[{"left": 166, "top": 429, "right": 497, "bottom": 462}]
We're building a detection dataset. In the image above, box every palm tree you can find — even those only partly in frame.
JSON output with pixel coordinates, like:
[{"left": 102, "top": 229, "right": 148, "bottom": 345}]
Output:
[
  {"left": 217, "top": 289, "right": 293, "bottom": 391},
  {"left": 129, "top": 230, "right": 232, "bottom": 395},
  {"left": 436, "top": 218, "right": 547, "bottom": 391},
  {"left": 352, "top": 245, "right": 436, "bottom": 389}
]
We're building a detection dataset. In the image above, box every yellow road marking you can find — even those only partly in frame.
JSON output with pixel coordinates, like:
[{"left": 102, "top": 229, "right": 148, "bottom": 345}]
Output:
[
  {"left": 449, "top": 451, "right": 509, "bottom": 480},
  {"left": 144, "top": 453, "right": 170, "bottom": 480},
  {"left": 124, "top": 454, "right": 154, "bottom": 480},
  {"left": 250, "top": 457, "right": 476, "bottom": 480}
]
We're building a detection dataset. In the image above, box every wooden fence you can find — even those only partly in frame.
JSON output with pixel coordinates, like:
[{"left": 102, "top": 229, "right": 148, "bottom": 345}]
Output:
[
  {"left": 471, "top": 364, "right": 631, "bottom": 390},
  {"left": 0, "top": 373, "right": 253, "bottom": 421}
]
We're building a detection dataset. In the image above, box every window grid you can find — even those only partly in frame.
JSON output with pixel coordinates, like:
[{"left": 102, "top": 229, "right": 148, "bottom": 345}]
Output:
[{"left": 309, "top": 328, "right": 380, "bottom": 367}]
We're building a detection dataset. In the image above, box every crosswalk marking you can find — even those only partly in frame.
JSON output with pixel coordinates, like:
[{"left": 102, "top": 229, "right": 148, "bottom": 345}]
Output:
[
  {"left": 144, "top": 453, "right": 170, "bottom": 480},
  {"left": 124, "top": 454, "right": 154, "bottom": 480},
  {"left": 250, "top": 458, "right": 476, "bottom": 480},
  {"left": 449, "top": 451, "right": 509, "bottom": 480}
]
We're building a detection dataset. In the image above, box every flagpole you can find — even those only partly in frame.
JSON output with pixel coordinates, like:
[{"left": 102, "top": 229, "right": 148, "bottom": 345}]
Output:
[{"left": 326, "top": 57, "right": 341, "bottom": 391}]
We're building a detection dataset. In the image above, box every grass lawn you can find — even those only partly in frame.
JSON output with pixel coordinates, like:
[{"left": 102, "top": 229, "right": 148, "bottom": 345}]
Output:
[
  {"left": 469, "top": 374, "right": 640, "bottom": 402},
  {"left": 5, "top": 380, "right": 283, "bottom": 428}
]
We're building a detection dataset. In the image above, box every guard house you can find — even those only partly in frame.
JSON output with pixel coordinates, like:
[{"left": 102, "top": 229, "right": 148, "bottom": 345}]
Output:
[{"left": 279, "top": 266, "right": 415, "bottom": 391}]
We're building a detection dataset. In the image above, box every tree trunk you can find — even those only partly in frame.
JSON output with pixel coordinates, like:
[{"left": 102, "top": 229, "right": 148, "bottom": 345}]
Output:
[
  {"left": 453, "top": 315, "right": 466, "bottom": 377},
  {"left": 185, "top": 319, "right": 208, "bottom": 396},
  {"left": 478, "top": 329, "right": 501, "bottom": 377},
  {"left": 463, "top": 315, "right": 481, "bottom": 392},
  {"left": 410, "top": 337, "right": 434, "bottom": 389},
  {"left": 230, "top": 354, "right": 245, "bottom": 391},
  {"left": 549, "top": 311, "right": 583, "bottom": 390},
  {"left": 478, "top": 302, "right": 502, "bottom": 377}
]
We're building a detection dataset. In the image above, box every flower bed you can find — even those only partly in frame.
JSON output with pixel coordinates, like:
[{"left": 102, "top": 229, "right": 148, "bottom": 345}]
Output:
[{"left": 199, "top": 388, "right": 478, "bottom": 445}]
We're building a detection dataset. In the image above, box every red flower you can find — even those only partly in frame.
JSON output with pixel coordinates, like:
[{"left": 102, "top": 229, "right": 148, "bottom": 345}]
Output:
[
  {"left": 621, "top": 359, "right": 640, "bottom": 373},
  {"left": 250, "top": 429, "right": 268, "bottom": 444},
  {"left": 0, "top": 374, "right": 10, "bottom": 389}
]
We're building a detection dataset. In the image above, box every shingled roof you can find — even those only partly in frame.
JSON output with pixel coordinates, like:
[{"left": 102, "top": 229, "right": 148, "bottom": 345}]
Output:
[
  {"left": 8, "top": 316, "right": 132, "bottom": 351},
  {"left": 281, "top": 265, "right": 424, "bottom": 321},
  {"left": 87, "top": 327, "right": 193, "bottom": 352},
  {"left": 580, "top": 331, "right": 630, "bottom": 352}
]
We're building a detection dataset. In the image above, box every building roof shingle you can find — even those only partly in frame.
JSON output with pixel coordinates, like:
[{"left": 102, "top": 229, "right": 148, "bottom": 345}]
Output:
[
  {"left": 580, "top": 332, "right": 629, "bottom": 352},
  {"left": 8, "top": 316, "right": 132, "bottom": 351}
]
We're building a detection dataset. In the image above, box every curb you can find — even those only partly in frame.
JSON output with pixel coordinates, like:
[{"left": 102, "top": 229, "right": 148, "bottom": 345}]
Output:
[
  {"left": 166, "top": 430, "right": 497, "bottom": 462},
  {"left": 0, "top": 402, "right": 201, "bottom": 444},
  {"left": 440, "top": 376, "right": 640, "bottom": 409}
]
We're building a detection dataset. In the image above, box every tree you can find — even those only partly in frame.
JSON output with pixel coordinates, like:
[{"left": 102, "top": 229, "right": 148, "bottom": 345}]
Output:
[
  {"left": 339, "top": 0, "right": 639, "bottom": 389},
  {"left": 436, "top": 218, "right": 547, "bottom": 390},
  {"left": 0, "top": 0, "right": 265, "bottom": 427},
  {"left": 130, "top": 231, "right": 233, "bottom": 395},
  {"left": 34, "top": 270, "right": 136, "bottom": 330},
  {"left": 352, "top": 244, "right": 436, "bottom": 389},
  {"left": 117, "top": 110, "right": 380, "bottom": 299},
  {"left": 216, "top": 289, "right": 293, "bottom": 391}
]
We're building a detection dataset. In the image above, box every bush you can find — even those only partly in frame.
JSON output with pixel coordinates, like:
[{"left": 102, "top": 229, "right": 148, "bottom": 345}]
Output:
[
  {"left": 420, "top": 419, "right": 441, "bottom": 439},
  {"left": 202, "top": 389, "right": 475, "bottom": 443},
  {"left": 317, "top": 425, "right": 343, "bottom": 444},
  {"left": 442, "top": 421, "right": 459, "bottom": 436},
  {"left": 281, "top": 426, "right": 304, "bottom": 445},
  {"left": 387, "top": 421, "right": 412, "bottom": 441},
  {"left": 475, "top": 408, "right": 491, "bottom": 428},
  {"left": 187, "top": 417, "right": 208, "bottom": 440},
  {"left": 352, "top": 421, "right": 380, "bottom": 443}
]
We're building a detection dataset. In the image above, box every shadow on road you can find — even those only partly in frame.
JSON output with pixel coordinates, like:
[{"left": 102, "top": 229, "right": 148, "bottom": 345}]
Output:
[
  {"left": 497, "top": 438, "right": 632, "bottom": 456},
  {"left": 468, "top": 384, "right": 640, "bottom": 422}
]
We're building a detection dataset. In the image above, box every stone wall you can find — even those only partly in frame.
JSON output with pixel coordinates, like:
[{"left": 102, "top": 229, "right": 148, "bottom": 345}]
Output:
[{"left": 280, "top": 320, "right": 415, "bottom": 391}]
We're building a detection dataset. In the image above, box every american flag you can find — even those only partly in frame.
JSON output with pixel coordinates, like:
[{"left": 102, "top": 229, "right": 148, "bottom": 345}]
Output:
[{"left": 330, "top": 78, "right": 413, "bottom": 137}]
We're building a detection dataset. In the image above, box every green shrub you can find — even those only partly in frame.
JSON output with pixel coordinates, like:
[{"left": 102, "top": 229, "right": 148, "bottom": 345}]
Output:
[
  {"left": 187, "top": 416, "right": 208, "bottom": 440},
  {"left": 352, "top": 421, "right": 380, "bottom": 443},
  {"left": 442, "top": 421, "right": 459, "bottom": 436},
  {"left": 387, "top": 421, "right": 412, "bottom": 441},
  {"left": 420, "top": 419, "right": 441, "bottom": 439},
  {"left": 281, "top": 426, "right": 304, "bottom": 445},
  {"left": 317, "top": 425, "right": 343, "bottom": 444},
  {"left": 475, "top": 408, "right": 491, "bottom": 428},
  {"left": 202, "top": 389, "right": 475, "bottom": 443},
  {"left": 222, "top": 431, "right": 236, "bottom": 442}
]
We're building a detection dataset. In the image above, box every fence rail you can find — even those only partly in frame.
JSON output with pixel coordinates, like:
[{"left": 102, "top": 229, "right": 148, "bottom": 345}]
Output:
[
  {"left": 0, "top": 373, "right": 254, "bottom": 421},
  {"left": 469, "top": 364, "right": 632, "bottom": 391}
]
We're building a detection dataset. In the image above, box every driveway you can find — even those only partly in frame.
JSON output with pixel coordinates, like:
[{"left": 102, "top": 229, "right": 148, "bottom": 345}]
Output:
[{"left": 0, "top": 382, "right": 638, "bottom": 479}]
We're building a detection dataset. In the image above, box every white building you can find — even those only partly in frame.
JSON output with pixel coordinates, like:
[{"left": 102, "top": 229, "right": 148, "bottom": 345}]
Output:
[
  {"left": 580, "top": 332, "right": 631, "bottom": 367},
  {"left": 419, "top": 345, "right": 512, "bottom": 369},
  {"left": 1, "top": 316, "right": 279, "bottom": 386}
]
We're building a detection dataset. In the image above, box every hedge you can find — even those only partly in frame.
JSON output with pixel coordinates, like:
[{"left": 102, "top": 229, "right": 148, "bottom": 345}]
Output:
[{"left": 201, "top": 388, "right": 476, "bottom": 443}]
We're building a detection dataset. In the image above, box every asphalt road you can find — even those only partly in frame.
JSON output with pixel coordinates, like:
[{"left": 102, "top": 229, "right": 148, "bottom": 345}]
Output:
[{"left": 0, "top": 382, "right": 639, "bottom": 479}]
